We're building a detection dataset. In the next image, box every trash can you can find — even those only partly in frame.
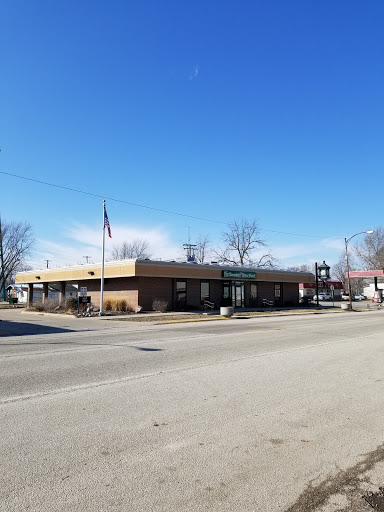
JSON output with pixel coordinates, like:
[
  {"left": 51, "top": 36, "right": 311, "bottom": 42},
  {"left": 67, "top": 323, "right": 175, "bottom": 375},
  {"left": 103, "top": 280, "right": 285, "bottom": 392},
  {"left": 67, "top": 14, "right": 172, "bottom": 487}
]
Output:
[
  {"left": 220, "top": 306, "right": 234, "bottom": 317},
  {"left": 9, "top": 298, "right": 18, "bottom": 304}
]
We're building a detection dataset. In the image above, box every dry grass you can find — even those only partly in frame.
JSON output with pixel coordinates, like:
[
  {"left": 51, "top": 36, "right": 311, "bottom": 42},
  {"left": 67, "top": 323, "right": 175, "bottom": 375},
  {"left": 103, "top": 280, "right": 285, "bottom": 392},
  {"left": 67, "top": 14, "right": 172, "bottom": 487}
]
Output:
[{"left": 103, "top": 295, "right": 135, "bottom": 312}]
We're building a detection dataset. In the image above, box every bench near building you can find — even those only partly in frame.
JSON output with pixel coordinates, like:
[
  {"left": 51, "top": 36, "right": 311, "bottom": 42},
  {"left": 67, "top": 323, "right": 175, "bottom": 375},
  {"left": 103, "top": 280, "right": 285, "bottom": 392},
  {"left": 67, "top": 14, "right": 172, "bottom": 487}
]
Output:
[{"left": 15, "top": 259, "right": 315, "bottom": 310}]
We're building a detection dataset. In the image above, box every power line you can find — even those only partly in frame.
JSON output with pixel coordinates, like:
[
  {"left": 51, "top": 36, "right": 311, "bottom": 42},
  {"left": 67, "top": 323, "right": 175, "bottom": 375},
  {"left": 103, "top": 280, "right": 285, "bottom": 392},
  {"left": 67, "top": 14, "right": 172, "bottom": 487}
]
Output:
[
  {"left": 0, "top": 170, "right": 226, "bottom": 225},
  {"left": 0, "top": 170, "right": 342, "bottom": 239}
]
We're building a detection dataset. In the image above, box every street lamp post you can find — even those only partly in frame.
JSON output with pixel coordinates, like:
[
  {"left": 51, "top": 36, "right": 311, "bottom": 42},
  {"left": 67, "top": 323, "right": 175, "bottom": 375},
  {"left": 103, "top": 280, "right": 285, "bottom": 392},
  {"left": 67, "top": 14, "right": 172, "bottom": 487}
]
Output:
[
  {"left": 316, "top": 261, "right": 330, "bottom": 307},
  {"left": 345, "top": 230, "right": 374, "bottom": 310}
]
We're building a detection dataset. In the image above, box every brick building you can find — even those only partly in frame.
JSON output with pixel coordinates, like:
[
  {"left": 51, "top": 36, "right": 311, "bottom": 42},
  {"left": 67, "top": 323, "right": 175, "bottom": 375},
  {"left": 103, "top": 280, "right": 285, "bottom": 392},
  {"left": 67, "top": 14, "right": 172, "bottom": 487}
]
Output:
[{"left": 16, "top": 259, "right": 314, "bottom": 310}]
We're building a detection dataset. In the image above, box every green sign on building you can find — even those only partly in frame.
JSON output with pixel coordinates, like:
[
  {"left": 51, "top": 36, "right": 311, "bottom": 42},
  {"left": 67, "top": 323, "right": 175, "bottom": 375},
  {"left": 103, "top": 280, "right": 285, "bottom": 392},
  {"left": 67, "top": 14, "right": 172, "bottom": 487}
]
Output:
[{"left": 222, "top": 270, "right": 257, "bottom": 279}]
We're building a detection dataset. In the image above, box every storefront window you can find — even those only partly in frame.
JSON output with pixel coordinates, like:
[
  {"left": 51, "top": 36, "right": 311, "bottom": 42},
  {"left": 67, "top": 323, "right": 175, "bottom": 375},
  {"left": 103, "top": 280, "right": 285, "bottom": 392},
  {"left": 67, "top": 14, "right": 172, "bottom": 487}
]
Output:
[
  {"left": 176, "top": 281, "right": 187, "bottom": 307},
  {"left": 223, "top": 281, "right": 230, "bottom": 299},
  {"left": 200, "top": 281, "right": 210, "bottom": 303},
  {"left": 251, "top": 283, "right": 257, "bottom": 299}
]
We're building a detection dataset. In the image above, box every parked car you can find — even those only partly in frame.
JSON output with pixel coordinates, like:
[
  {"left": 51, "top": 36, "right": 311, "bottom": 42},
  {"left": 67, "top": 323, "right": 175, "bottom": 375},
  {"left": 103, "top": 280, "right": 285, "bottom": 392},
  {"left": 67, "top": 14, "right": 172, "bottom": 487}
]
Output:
[
  {"left": 341, "top": 292, "right": 365, "bottom": 301},
  {"left": 299, "top": 296, "right": 313, "bottom": 305},
  {"left": 313, "top": 293, "right": 331, "bottom": 301}
]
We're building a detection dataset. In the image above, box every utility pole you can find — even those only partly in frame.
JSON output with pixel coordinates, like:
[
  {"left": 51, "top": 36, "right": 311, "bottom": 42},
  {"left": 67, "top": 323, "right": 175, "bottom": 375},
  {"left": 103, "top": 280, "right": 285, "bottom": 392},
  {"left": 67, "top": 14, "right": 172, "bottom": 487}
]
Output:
[
  {"left": 0, "top": 216, "right": 5, "bottom": 300},
  {"left": 183, "top": 243, "right": 197, "bottom": 262},
  {"left": 83, "top": 256, "right": 92, "bottom": 264},
  {"left": 185, "top": 226, "right": 191, "bottom": 244},
  {"left": 45, "top": 260, "right": 51, "bottom": 269}
]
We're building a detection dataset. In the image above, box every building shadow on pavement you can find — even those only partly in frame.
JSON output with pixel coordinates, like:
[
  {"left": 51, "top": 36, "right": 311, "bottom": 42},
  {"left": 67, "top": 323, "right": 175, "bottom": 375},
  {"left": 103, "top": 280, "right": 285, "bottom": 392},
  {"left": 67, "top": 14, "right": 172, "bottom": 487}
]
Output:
[{"left": 0, "top": 320, "right": 77, "bottom": 337}]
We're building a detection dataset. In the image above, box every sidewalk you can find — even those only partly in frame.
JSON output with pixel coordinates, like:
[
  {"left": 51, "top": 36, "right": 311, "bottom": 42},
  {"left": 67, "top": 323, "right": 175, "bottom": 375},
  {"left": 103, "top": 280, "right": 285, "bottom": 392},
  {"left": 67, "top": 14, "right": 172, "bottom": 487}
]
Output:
[{"left": 2, "top": 303, "right": 381, "bottom": 326}]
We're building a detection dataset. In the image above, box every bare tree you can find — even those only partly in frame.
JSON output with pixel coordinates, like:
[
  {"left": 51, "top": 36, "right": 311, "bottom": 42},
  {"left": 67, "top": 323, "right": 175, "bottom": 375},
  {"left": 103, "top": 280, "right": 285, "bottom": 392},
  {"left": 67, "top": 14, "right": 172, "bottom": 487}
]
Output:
[
  {"left": 331, "top": 255, "right": 348, "bottom": 291},
  {"left": 286, "top": 263, "right": 315, "bottom": 274},
  {"left": 195, "top": 235, "right": 210, "bottom": 263},
  {"left": 213, "top": 218, "right": 277, "bottom": 267},
  {"left": 8, "top": 263, "right": 33, "bottom": 285},
  {"left": 354, "top": 227, "right": 384, "bottom": 270},
  {"left": 111, "top": 239, "right": 151, "bottom": 260},
  {"left": 332, "top": 253, "right": 366, "bottom": 294},
  {"left": 0, "top": 218, "right": 34, "bottom": 299},
  {"left": 255, "top": 250, "right": 280, "bottom": 269}
]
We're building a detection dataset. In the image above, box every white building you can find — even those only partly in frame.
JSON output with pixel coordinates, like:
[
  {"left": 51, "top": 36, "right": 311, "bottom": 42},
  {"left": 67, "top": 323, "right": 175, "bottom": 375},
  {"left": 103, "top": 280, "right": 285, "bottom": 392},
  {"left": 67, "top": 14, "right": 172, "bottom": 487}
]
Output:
[
  {"left": 363, "top": 282, "right": 384, "bottom": 300},
  {"left": 6, "top": 283, "right": 78, "bottom": 303}
]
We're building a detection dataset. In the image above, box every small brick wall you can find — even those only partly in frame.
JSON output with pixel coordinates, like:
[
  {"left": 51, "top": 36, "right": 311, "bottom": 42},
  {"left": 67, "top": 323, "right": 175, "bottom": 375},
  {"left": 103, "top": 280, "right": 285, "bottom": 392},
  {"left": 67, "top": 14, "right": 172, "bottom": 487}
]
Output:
[
  {"left": 282, "top": 283, "right": 299, "bottom": 305},
  {"left": 257, "top": 282, "right": 275, "bottom": 303},
  {"left": 186, "top": 279, "right": 200, "bottom": 308},
  {"left": 210, "top": 281, "right": 224, "bottom": 308},
  {"left": 137, "top": 277, "right": 173, "bottom": 311},
  {"left": 78, "top": 278, "right": 139, "bottom": 310}
]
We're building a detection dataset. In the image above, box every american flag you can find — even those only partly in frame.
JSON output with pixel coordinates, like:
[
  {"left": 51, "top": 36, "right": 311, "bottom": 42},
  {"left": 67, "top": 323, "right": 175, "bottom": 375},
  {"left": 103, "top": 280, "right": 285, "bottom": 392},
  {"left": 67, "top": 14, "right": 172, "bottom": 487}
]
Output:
[{"left": 104, "top": 209, "right": 112, "bottom": 238}]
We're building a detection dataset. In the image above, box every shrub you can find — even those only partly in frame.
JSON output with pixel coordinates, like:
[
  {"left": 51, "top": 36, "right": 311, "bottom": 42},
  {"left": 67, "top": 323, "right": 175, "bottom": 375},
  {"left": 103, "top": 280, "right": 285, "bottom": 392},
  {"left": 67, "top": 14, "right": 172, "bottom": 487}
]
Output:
[
  {"left": 43, "top": 298, "right": 61, "bottom": 312},
  {"left": 152, "top": 298, "right": 168, "bottom": 313},
  {"left": 33, "top": 298, "right": 45, "bottom": 312},
  {"left": 30, "top": 298, "right": 61, "bottom": 312},
  {"left": 104, "top": 297, "right": 113, "bottom": 311},
  {"left": 103, "top": 295, "right": 135, "bottom": 312},
  {"left": 66, "top": 297, "right": 78, "bottom": 311}
]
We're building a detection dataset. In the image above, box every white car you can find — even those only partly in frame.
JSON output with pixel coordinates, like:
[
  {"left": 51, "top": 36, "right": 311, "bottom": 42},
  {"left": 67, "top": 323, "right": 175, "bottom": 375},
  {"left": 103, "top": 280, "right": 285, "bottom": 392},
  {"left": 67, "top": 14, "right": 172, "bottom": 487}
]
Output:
[
  {"left": 313, "top": 293, "right": 331, "bottom": 301},
  {"left": 342, "top": 292, "right": 365, "bottom": 301}
]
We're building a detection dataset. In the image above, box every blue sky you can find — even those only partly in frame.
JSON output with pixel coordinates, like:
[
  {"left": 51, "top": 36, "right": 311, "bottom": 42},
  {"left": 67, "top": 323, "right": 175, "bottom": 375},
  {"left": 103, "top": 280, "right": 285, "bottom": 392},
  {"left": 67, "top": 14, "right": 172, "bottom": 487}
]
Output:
[{"left": 1, "top": 0, "right": 383, "bottom": 270}]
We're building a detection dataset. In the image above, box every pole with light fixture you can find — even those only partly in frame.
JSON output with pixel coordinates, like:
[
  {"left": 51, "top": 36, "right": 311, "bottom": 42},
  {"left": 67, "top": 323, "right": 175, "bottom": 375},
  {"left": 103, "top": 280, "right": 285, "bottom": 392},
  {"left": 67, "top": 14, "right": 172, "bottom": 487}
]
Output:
[
  {"left": 317, "top": 261, "right": 330, "bottom": 306},
  {"left": 345, "top": 230, "right": 374, "bottom": 310}
]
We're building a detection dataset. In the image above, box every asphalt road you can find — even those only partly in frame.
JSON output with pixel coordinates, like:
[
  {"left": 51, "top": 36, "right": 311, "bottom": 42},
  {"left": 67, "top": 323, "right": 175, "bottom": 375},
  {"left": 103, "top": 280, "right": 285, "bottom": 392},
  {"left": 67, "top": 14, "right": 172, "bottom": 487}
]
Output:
[{"left": 1, "top": 308, "right": 384, "bottom": 511}]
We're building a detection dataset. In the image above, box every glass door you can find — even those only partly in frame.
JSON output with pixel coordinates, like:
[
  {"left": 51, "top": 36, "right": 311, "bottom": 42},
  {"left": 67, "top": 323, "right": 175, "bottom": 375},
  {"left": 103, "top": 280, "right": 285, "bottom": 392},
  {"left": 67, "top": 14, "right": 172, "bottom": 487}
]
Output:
[{"left": 232, "top": 281, "right": 244, "bottom": 307}]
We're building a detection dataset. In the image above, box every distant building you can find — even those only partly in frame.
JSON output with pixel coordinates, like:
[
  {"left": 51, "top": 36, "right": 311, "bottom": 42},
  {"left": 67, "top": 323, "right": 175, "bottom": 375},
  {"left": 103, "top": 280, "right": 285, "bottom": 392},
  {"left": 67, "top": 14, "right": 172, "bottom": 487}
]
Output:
[
  {"left": 347, "top": 270, "right": 384, "bottom": 299},
  {"left": 299, "top": 280, "right": 343, "bottom": 300},
  {"left": 47, "top": 283, "right": 78, "bottom": 299},
  {"left": 6, "top": 284, "right": 30, "bottom": 303},
  {"left": 6, "top": 283, "right": 78, "bottom": 303},
  {"left": 363, "top": 281, "right": 384, "bottom": 299}
]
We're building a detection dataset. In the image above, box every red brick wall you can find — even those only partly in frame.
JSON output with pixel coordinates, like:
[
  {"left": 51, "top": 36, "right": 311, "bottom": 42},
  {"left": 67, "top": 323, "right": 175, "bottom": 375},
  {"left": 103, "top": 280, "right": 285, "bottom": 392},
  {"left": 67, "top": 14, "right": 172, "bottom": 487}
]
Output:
[
  {"left": 256, "top": 282, "right": 299, "bottom": 306},
  {"left": 257, "top": 282, "right": 275, "bottom": 303},
  {"left": 282, "top": 283, "right": 299, "bottom": 305},
  {"left": 78, "top": 278, "right": 139, "bottom": 310},
  {"left": 137, "top": 277, "right": 173, "bottom": 310},
  {"left": 210, "top": 280, "right": 223, "bottom": 308},
  {"left": 77, "top": 276, "right": 299, "bottom": 311},
  {"left": 186, "top": 279, "right": 200, "bottom": 308}
]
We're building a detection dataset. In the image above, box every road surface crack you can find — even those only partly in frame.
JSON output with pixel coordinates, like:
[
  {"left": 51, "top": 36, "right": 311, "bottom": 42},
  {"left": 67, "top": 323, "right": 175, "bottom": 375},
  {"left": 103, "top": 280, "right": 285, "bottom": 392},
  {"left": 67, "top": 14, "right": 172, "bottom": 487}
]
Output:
[{"left": 284, "top": 442, "right": 384, "bottom": 511}]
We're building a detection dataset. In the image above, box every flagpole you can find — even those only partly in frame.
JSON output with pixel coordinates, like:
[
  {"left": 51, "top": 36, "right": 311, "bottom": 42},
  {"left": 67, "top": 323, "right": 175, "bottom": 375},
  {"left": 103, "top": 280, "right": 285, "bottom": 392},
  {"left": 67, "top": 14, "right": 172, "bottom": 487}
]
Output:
[{"left": 100, "top": 200, "right": 106, "bottom": 315}]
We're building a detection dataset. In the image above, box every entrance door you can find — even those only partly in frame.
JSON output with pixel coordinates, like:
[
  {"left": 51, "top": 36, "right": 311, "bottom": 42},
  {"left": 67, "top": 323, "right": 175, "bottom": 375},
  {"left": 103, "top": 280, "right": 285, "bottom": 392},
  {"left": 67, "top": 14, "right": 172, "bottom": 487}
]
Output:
[{"left": 232, "top": 281, "right": 244, "bottom": 307}]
